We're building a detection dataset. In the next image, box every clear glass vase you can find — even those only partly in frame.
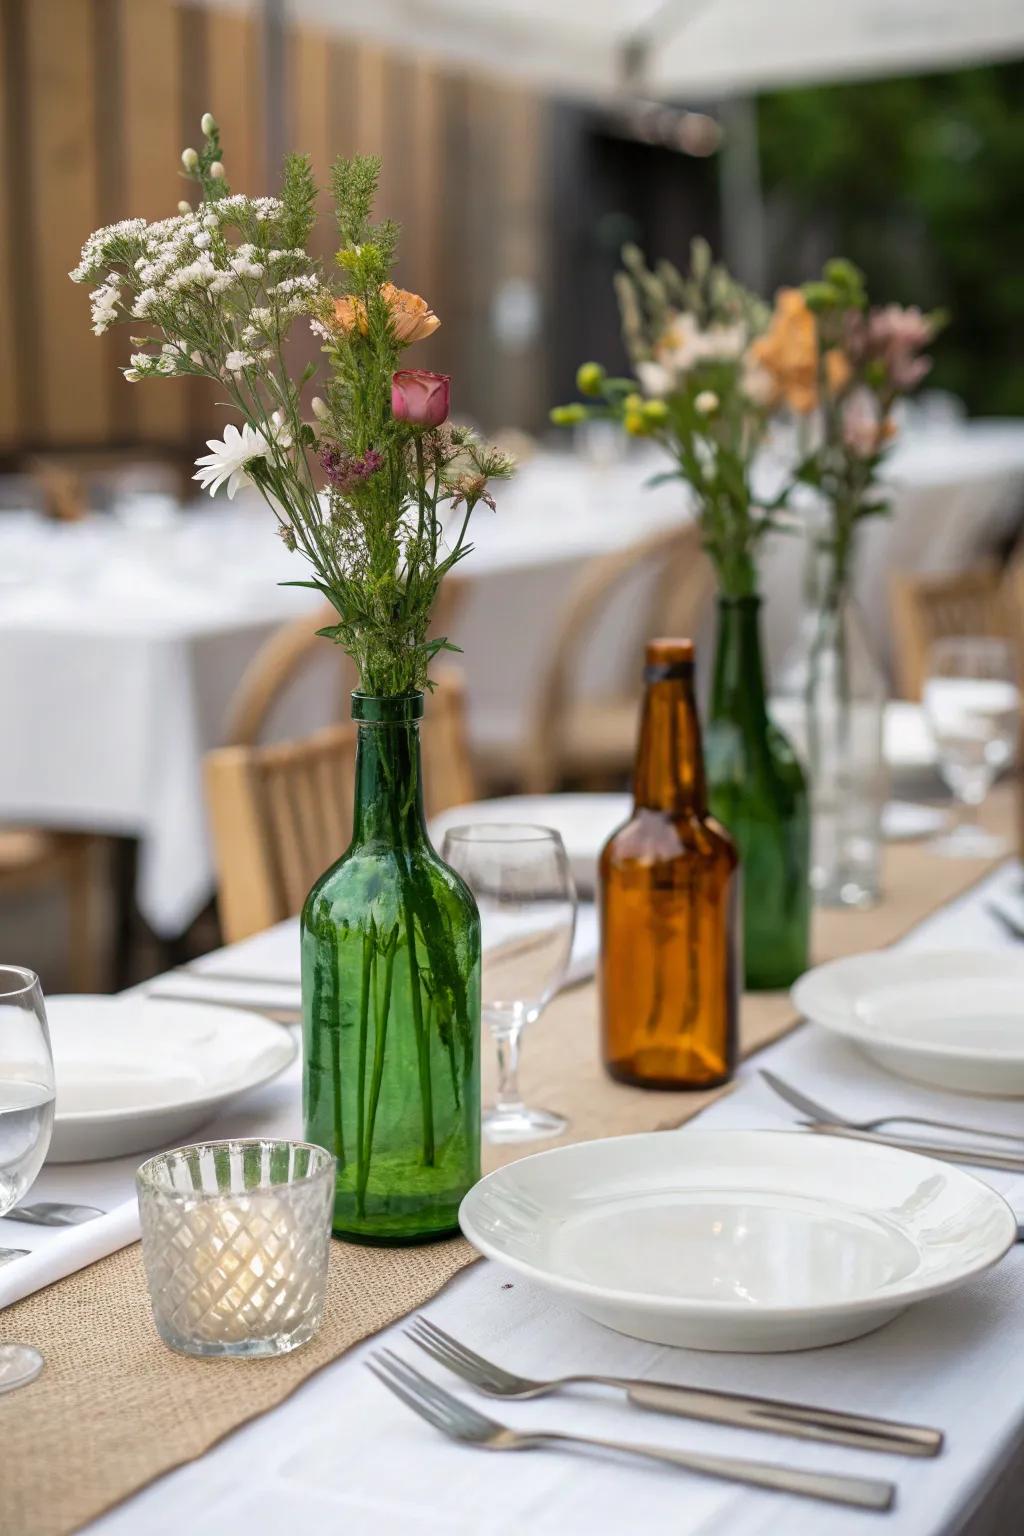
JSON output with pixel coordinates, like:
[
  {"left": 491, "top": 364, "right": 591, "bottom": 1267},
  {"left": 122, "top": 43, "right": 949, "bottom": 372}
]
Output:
[
  {"left": 704, "top": 597, "right": 811, "bottom": 992},
  {"left": 301, "top": 693, "right": 481, "bottom": 1245},
  {"left": 778, "top": 536, "right": 887, "bottom": 908}
]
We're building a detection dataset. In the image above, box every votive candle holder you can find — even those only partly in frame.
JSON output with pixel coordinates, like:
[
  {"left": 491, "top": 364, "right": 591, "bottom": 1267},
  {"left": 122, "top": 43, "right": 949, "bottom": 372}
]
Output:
[{"left": 136, "top": 1138, "right": 335, "bottom": 1359}]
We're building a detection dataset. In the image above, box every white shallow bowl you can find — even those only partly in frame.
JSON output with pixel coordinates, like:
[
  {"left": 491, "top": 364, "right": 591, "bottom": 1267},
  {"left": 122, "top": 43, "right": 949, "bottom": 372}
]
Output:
[
  {"left": 459, "top": 1130, "right": 1014, "bottom": 1352},
  {"left": 45, "top": 995, "right": 297, "bottom": 1162},
  {"left": 794, "top": 951, "right": 1024, "bottom": 1096}
]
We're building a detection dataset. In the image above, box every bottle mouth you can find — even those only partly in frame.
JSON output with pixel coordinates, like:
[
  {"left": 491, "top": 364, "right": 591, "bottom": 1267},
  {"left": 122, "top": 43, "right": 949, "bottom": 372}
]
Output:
[{"left": 351, "top": 693, "right": 425, "bottom": 723}]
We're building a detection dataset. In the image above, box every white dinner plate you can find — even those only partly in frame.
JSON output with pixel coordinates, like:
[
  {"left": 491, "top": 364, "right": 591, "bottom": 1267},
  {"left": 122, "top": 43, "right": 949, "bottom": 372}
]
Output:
[
  {"left": 459, "top": 1130, "right": 1015, "bottom": 1352},
  {"left": 44, "top": 995, "right": 297, "bottom": 1162},
  {"left": 432, "top": 792, "right": 947, "bottom": 893},
  {"left": 793, "top": 950, "right": 1024, "bottom": 1096}
]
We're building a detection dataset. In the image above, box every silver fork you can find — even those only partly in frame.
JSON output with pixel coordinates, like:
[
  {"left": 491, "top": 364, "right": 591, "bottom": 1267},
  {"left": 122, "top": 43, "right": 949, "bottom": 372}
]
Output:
[
  {"left": 368, "top": 1351, "right": 895, "bottom": 1512},
  {"left": 761, "top": 1069, "right": 1024, "bottom": 1147},
  {"left": 406, "top": 1315, "right": 941, "bottom": 1457}
]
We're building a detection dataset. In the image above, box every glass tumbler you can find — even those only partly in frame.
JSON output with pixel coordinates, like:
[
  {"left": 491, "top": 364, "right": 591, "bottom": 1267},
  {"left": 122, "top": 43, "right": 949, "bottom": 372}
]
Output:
[{"left": 137, "top": 1139, "right": 335, "bottom": 1359}]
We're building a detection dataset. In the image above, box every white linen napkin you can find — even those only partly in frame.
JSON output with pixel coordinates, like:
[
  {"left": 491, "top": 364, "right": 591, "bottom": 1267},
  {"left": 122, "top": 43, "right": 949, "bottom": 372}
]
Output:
[{"left": 0, "top": 1199, "right": 140, "bottom": 1311}]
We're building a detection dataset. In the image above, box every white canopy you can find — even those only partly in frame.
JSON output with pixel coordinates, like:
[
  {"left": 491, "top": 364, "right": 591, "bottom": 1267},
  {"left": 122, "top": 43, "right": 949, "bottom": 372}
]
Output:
[{"left": 282, "top": 0, "right": 1024, "bottom": 99}]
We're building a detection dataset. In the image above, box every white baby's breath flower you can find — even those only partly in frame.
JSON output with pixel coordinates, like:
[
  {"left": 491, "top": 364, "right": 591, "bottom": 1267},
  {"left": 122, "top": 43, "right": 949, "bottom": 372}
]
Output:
[
  {"left": 695, "top": 390, "right": 719, "bottom": 415},
  {"left": 202, "top": 212, "right": 219, "bottom": 231},
  {"left": 193, "top": 422, "right": 272, "bottom": 498},
  {"left": 194, "top": 231, "right": 211, "bottom": 250},
  {"left": 224, "top": 350, "right": 254, "bottom": 373}
]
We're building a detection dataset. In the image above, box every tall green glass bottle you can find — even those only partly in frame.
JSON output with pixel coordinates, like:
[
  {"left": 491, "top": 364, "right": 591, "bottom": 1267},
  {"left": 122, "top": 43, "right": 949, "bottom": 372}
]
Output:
[
  {"left": 301, "top": 693, "right": 481, "bottom": 1244},
  {"left": 704, "top": 597, "right": 810, "bottom": 991}
]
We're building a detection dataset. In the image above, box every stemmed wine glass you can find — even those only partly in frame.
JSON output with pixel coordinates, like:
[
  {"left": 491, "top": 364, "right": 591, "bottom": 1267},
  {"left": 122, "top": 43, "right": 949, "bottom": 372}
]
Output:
[
  {"left": 0, "top": 966, "right": 54, "bottom": 1393},
  {"left": 923, "top": 637, "right": 1020, "bottom": 857},
  {"left": 441, "top": 825, "right": 576, "bottom": 1144}
]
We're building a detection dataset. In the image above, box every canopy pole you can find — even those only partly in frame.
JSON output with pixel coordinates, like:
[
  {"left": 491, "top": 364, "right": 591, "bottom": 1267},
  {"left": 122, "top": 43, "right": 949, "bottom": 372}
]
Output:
[{"left": 718, "top": 96, "right": 766, "bottom": 292}]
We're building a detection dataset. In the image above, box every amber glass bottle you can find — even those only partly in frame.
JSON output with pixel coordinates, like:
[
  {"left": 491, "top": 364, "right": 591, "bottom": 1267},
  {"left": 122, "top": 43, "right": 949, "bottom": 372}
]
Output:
[{"left": 599, "top": 640, "right": 739, "bottom": 1089}]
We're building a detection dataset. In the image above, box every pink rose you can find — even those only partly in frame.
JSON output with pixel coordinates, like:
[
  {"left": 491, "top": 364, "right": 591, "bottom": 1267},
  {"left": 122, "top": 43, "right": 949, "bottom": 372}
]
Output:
[{"left": 391, "top": 369, "right": 451, "bottom": 427}]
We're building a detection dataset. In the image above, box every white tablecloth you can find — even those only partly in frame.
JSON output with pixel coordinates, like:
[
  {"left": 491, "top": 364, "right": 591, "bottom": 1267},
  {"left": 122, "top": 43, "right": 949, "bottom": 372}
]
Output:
[
  {"left": 2, "top": 862, "right": 1023, "bottom": 1534},
  {"left": 1, "top": 418, "right": 1021, "bottom": 933}
]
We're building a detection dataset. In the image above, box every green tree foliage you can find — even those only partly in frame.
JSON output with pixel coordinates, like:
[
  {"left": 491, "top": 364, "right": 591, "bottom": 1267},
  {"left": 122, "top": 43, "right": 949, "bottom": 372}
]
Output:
[{"left": 758, "top": 63, "right": 1024, "bottom": 414}]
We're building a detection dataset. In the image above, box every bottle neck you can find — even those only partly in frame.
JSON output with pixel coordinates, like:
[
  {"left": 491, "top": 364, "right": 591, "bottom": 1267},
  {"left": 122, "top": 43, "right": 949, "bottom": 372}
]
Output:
[
  {"left": 633, "top": 673, "right": 707, "bottom": 816},
  {"left": 710, "top": 596, "right": 769, "bottom": 726},
  {"left": 351, "top": 709, "right": 427, "bottom": 848}
]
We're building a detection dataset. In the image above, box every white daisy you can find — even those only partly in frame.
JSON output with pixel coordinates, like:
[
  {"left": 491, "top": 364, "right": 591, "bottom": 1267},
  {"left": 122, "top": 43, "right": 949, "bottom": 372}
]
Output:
[{"left": 193, "top": 422, "right": 271, "bottom": 498}]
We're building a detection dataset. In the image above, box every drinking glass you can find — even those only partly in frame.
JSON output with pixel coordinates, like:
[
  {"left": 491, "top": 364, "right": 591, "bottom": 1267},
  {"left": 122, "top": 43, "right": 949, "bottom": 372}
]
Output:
[
  {"left": 0, "top": 966, "right": 54, "bottom": 1390},
  {"left": 923, "top": 637, "right": 1020, "bottom": 857},
  {"left": 0, "top": 967, "right": 55, "bottom": 1216},
  {"left": 441, "top": 825, "right": 576, "bottom": 1144}
]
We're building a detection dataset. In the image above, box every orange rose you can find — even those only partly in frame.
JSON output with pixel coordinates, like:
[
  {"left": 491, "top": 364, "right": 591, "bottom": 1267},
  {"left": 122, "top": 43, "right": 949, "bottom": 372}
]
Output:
[
  {"left": 747, "top": 288, "right": 818, "bottom": 413},
  {"left": 331, "top": 283, "right": 440, "bottom": 345}
]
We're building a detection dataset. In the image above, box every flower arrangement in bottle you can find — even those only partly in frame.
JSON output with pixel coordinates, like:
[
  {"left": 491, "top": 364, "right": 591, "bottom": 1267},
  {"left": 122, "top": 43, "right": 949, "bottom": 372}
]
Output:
[
  {"left": 762, "top": 261, "right": 944, "bottom": 906},
  {"left": 553, "top": 240, "right": 809, "bottom": 990},
  {"left": 71, "top": 116, "right": 513, "bottom": 1241}
]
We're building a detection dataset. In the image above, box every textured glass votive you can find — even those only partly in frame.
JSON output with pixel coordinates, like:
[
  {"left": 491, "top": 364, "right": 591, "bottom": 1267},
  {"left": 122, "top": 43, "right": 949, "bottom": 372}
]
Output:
[{"left": 136, "top": 1139, "right": 335, "bottom": 1359}]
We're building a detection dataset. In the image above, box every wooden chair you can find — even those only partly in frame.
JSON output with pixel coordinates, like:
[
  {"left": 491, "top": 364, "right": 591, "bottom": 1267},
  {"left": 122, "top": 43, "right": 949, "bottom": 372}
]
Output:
[
  {"left": 206, "top": 672, "right": 475, "bottom": 944},
  {"left": 0, "top": 831, "right": 97, "bottom": 990},
  {"left": 890, "top": 565, "right": 1019, "bottom": 699},
  {"left": 520, "top": 521, "right": 713, "bottom": 792}
]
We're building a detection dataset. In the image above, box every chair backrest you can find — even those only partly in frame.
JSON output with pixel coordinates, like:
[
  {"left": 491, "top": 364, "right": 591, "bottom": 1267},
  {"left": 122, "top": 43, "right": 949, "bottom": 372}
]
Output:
[
  {"left": 206, "top": 672, "right": 475, "bottom": 943},
  {"left": 890, "top": 564, "right": 1018, "bottom": 699},
  {"left": 522, "top": 520, "right": 712, "bottom": 789},
  {"left": 223, "top": 581, "right": 467, "bottom": 747}
]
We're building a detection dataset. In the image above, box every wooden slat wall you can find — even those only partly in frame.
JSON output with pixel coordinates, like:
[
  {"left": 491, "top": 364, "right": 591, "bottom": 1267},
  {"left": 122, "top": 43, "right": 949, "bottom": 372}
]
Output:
[{"left": 0, "top": 0, "right": 550, "bottom": 456}]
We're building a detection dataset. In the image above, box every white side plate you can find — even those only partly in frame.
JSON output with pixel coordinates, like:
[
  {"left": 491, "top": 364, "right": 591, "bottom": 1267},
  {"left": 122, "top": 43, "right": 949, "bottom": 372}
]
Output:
[
  {"left": 794, "top": 950, "right": 1024, "bottom": 1095},
  {"left": 45, "top": 995, "right": 296, "bottom": 1162},
  {"left": 459, "top": 1130, "right": 1014, "bottom": 1352}
]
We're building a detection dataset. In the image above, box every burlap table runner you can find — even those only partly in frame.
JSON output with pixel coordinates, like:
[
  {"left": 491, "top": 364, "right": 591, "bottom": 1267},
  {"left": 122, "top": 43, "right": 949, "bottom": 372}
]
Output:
[{"left": 2, "top": 786, "right": 1017, "bottom": 1536}]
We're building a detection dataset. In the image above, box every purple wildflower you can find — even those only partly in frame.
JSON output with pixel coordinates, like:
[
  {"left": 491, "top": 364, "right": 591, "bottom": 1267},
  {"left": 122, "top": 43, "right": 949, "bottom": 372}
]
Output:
[{"left": 320, "top": 444, "right": 384, "bottom": 493}]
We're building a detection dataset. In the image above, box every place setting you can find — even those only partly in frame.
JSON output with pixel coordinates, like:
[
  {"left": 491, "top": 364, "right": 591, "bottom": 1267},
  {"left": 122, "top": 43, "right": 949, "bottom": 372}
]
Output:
[{"left": 2, "top": 44, "right": 1024, "bottom": 1536}]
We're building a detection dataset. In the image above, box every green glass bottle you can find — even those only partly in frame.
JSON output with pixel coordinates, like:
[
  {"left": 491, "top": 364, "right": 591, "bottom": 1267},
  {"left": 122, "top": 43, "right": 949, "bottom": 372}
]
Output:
[
  {"left": 301, "top": 693, "right": 481, "bottom": 1244},
  {"left": 704, "top": 597, "right": 810, "bottom": 991}
]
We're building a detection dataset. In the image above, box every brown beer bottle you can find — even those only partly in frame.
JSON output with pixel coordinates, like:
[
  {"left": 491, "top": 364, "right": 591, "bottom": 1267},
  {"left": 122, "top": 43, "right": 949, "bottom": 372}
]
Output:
[{"left": 600, "top": 639, "right": 739, "bottom": 1089}]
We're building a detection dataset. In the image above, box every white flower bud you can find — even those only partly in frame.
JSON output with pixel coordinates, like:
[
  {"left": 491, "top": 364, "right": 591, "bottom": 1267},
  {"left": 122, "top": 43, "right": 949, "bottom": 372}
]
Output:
[
  {"left": 695, "top": 390, "right": 719, "bottom": 415},
  {"left": 311, "top": 396, "right": 329, "bottom": 421},
  {"left": 209, "top": 161, "right": 225, "bottom": 180},
  {"left": 200, "top": 112, "right": 217, "bottom": 137},
  {"left": 123, "top": 368, "right": 141, "bottom": 382},
  {"left": 181, "top": 147, "right": 199, "bottom": 171},
  {"left": 177, "top": 200, "right": 191, "bottom": 214},
  {"left": 202, "top": 212, "right": 219, "bottom": 230}
]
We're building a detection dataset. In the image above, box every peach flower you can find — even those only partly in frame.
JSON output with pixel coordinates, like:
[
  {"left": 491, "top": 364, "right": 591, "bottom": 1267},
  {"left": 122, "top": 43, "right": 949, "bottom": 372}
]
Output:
[
  {"left": 331, "top": 283, "right": 440, "bottom": 345},
  {"left": 745, "top": 288, "right": 818, "bottom": 413}
]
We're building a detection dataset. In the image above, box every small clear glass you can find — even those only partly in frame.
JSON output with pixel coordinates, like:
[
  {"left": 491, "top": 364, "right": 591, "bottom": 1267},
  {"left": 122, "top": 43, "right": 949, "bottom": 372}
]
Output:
[
  {"left": 0, "top": 967, "right": 53, "bottom": 1389},
  {"left": 441, "top": 825, "right": 576, "bottom": 1144},
  {"left": 0, "top": 966, "right": 55, "bottom": 1217},
  {"left": 136, "top": 1139, "right": 335, "bottom": 1359},
  {"left": 923, "top": 637, "right": 1020, "bottom": 858}
]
